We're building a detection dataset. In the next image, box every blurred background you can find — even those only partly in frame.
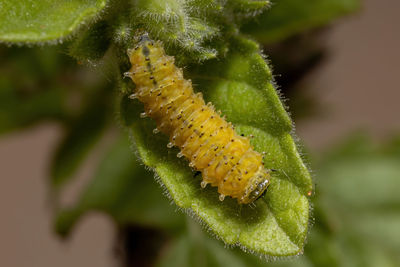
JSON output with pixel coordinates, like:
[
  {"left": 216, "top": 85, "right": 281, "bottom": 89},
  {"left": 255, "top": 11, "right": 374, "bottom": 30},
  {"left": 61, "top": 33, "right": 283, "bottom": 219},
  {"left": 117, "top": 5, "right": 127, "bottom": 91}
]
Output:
[{"left": 1, "top": 0, "right": 399, "bottom": 266}]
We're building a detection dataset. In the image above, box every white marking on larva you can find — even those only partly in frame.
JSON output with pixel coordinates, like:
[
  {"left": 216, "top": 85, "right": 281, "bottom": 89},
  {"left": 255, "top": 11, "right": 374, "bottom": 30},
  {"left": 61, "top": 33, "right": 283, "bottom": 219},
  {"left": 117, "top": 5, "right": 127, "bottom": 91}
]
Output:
[{"left": 167, "top": 142, "right": 174, "bottom": 148}]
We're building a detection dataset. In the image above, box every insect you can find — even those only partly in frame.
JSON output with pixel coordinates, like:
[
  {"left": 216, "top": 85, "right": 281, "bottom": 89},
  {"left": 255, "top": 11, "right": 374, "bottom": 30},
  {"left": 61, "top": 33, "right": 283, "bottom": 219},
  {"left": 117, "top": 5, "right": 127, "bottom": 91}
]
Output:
[{"left": 125, "top": 35, "right": 270, "bottom": 204}]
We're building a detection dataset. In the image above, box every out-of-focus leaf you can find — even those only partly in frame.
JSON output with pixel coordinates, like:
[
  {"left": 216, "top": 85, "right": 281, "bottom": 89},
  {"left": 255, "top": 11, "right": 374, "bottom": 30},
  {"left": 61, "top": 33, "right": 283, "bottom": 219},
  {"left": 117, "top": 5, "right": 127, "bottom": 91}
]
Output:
[
  {"left": 318, "top": 135, "right": 400, "bottom": 210},
  {"left": 312, "top": 136, "right": 400, "bottom": 266},
  {"left": 382, "top": 135, "right": 400, "bottom": 157},
  {"left": 242, "top": 0, "right": 360, "bottom": 43},
  {"left": 55, "top": 134, "right": 184, "bottom": 237},
  {"left": 0, "top": 0, "right": 108, "bottom": 43},
  {"left": 0, "top": 84, "right": 65, "bottom": 134},
  {"left": 0, "top": 46, "right": 73, "bottom": 134},
  {"left": 156, "top": 217, "right": 312, "bottom": 267},
  {"left": 121, "top": 35, "right": 312, "bottom": 256},
  {"left": 68, "top": 20, "right": 110, "bottom": 62},
  {"left": 157, "top": 224, "right": 254, "bottom": 267},
  {"left": 50, "top": 96, "right": 108, "bottom": 187}
]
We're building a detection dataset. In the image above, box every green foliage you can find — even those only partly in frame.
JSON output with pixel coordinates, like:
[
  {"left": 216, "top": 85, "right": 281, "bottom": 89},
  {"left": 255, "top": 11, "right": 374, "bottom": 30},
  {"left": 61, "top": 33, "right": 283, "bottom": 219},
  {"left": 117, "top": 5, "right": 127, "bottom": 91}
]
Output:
[
  {"left": 55, "top": 134, "right": 185, "bottom": 236},
  {"left": 242, "top": 0, "right": 360, "bottom": 44},
  {"left": 305, "top": 135, "right": 400, "bottom": 267},
  {"left": 56, "top": 134, "right": 400, "bottom": 266},
  {"left": 55, "top": 132, "right": 308, "bottom": 265},
  {"left": 130, "top": 0, "right": 221, "bottom": 62},
  {"left": 0, "top": 0, "right": 107, "bottom": 43},
  {"left": 156, "top": 218, "right": 278, "bottom": 267},
  {"left": 50, "top": 93, "right": 109, "bottom": 187},
  {"left": 0, "top": 82, "right": 64, "bottom": 133},
  {"left": 0, "top": 0, "right": 362, "bottom": 261},
  {"left": 68, "top": 21, "right": 111, "bottom": 62},
  {"left": 0, "top": 46, "right": 72, "bottom": 133}
]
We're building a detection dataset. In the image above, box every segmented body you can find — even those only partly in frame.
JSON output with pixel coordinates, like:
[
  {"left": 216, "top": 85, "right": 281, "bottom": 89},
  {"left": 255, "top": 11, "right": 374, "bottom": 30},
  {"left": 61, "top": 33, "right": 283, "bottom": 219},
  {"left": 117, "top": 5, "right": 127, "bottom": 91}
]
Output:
[{"left": 126, "top": 38, "right": 270, "bottom": 204}]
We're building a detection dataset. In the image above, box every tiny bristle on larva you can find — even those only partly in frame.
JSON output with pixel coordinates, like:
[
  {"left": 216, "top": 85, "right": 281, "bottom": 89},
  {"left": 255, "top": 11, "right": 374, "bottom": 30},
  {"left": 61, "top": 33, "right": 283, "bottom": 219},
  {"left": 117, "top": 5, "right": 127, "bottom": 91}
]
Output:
[{"left": 127, "top": 37, "right": 270, "bottom": 204}]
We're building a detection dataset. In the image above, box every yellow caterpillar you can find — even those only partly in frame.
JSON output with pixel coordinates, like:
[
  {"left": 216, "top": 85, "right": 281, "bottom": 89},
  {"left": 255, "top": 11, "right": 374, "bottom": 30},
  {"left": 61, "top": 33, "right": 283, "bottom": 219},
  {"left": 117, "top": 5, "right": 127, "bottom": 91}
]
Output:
[{"left": 126, "top": 36, "right": 270, "bottom": 204}]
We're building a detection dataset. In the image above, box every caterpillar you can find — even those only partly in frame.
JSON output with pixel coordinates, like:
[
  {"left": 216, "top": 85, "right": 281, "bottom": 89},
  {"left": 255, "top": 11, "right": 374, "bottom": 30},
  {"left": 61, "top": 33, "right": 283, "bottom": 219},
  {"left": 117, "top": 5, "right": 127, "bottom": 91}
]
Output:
[{"left": 125, "top": 36, "right": 270, "bottom": 204}]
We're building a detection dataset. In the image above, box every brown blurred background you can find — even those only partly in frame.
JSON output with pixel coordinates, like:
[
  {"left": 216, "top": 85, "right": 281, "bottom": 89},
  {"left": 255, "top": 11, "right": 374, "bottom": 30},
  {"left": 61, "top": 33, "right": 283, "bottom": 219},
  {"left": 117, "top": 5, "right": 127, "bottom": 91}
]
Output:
[{"left": 1, "top": 0, "right": 399, "bottom": 266}]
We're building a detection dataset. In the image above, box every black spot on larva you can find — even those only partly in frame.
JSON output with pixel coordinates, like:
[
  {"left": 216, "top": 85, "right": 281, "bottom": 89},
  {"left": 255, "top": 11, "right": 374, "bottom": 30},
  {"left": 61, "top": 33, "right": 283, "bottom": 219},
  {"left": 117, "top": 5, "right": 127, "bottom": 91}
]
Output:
[{"left": 142, "top": 45, "right": 150, "bottom": 56}]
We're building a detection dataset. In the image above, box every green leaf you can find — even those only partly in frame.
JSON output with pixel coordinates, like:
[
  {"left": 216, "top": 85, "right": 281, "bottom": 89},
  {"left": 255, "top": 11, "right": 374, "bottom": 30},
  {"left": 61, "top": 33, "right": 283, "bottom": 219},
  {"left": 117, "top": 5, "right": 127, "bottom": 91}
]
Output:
[
  {"left": 0, "top": 46, "right": 71, "bottom": 134},
  {"left": 55, "top": 133, "right": 184, "bottom": 237},
  {"left": 50, "top": 93, "right": 109, "bottom": 187},
  {"left": 157, "top": 220, "right": 258, "bottom": 267},
  {"left": 68, "top": 20, "right": 111, "bottom": 62},
  {"left": 157, "top": 217, "right": 313, "bottom": 267},
  {"left": 0, "top": 0, "right": 108, "bottom": 44},
  {"left": 130, "top": 0, "right": 220, "bottom": 62},
  {"left": 0, "top": 83, "right": 65, "bottom": 134},
  {"left": 121, "top": 35, "right": 312, "bottom": 256},
  {"left": 310, "top": 136, "right": 400, "bottom": 266},
  {"left": 242, "top": 0, "right": 360, "bottom": 43},
  {"left": 229, "top": 0, "right": 270, "bottom": 9},
  {"left": 227, "top": 0, "right": 270, "bottom": 19}
]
